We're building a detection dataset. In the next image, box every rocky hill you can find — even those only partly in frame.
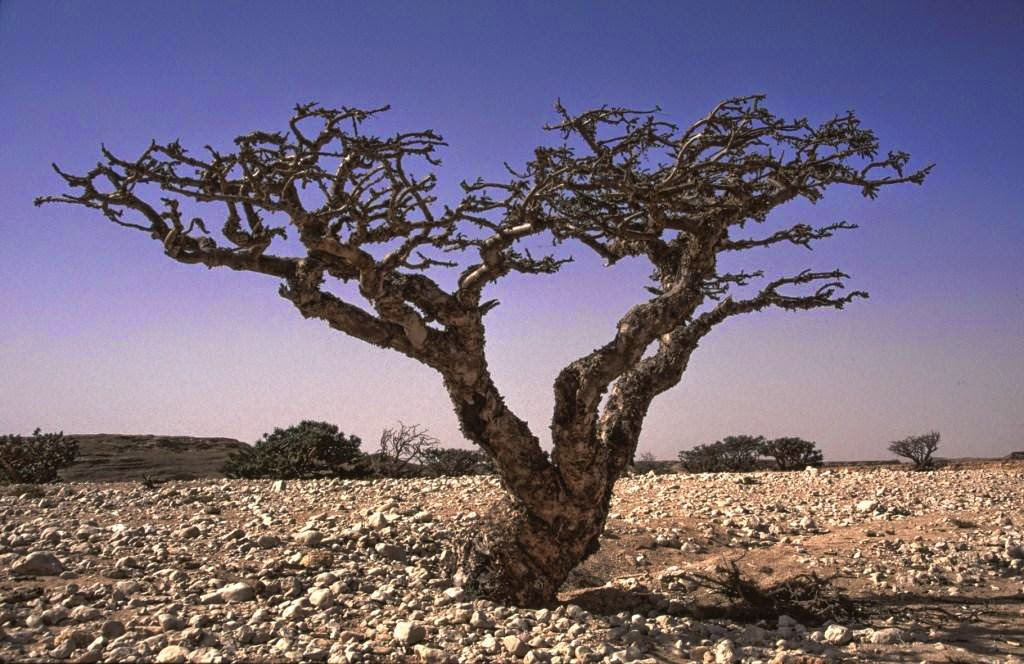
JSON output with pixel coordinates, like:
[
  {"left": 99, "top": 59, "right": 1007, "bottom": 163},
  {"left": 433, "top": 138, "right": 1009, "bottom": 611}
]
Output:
[{"left": 59, "top": 435, "right": 249, "bottom": 483}]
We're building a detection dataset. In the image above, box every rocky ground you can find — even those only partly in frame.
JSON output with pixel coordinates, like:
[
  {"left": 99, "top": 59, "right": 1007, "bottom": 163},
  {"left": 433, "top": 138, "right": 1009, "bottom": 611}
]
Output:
[{"left": 1, "top": 464, "right": 1023, "bottom": 663}]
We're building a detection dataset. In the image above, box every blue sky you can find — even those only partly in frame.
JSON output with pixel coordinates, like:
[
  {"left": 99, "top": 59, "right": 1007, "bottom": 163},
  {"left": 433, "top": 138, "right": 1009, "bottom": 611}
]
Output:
[{"left": 1, "top": 1, "right": 1021, "bottom": 459}]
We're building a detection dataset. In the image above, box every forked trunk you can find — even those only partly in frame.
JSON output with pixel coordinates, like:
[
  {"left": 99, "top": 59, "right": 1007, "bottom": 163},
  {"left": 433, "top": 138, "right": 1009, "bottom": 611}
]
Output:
[
  {"left": 456, "top": 487, "right": 614, "bottom": 607},
  {"left": 444, "top": 372, "right": 629, "bottom": 607}
]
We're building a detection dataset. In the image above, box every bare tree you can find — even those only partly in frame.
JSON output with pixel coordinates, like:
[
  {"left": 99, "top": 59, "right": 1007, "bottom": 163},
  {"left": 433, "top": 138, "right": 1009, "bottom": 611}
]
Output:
[
  {"left": 374, "top": 422, "right": 439, "bottom": 477},
  {"left": 36, "top": 96, "right": 930, "bottom": 606},
  {"left": 888, "top": 431, "right": 940, "bottom": 470}
]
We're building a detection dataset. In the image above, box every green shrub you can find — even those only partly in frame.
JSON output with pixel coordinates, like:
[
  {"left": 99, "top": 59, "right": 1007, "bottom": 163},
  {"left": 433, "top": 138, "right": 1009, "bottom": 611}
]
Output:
[
  {"left": 0, "top": 429, "right": 78, "bottom": 484},
  {"left": 678, "top": 435, "right": 764, "bottom": 473},
  {"left": 760, "top": 437, "right": 824, "bottom": 470},
  {"left": 419, "top": 447, "right": 494, "bottom": 476},
  {"left": 222, "top": 420, "right": 364, "bottom": 479}
]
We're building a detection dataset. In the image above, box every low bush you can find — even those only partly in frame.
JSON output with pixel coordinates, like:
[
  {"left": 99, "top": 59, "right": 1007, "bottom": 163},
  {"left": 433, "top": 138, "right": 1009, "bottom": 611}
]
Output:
[
  {"left": 222, "top": 420, "right": 364, "bottom": 479},
  {"left": 419, "top": 447, "right": 494, "bottom": 476},
  {"left": 760, "top": 437, "right": 824, "bottom": 470},
  {"left": 372, "top": 422, "right": 439, "bottom": 477},
  {"left": 0, "top": 429, "right": 78, "bottom": 484},
  {"left": 678, "top": 435, "right": 764, "bottom": 473}
]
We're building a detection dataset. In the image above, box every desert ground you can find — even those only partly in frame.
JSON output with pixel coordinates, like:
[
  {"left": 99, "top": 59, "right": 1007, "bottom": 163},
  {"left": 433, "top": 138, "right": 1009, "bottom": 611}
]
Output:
[{"left": 1, "top": 439, "right": 1022, "bottom": 663}]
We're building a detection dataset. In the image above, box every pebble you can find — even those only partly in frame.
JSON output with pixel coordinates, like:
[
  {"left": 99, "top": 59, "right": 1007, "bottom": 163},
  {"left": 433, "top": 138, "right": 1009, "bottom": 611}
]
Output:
[
  {"left": 12, "top": 551, "right": 65, "bottom": 576},
  {"left": 393, "top": 621, "right": 427, "bottom": 645},
  {"left": 219, "top": 581, "right": 255, "bottom": 602},
  {"left": 155, "top": 645, "right": 190, "bottom": 663},
  {"left": 0, "top": 468, "right": 1018, "bottom": 663}
]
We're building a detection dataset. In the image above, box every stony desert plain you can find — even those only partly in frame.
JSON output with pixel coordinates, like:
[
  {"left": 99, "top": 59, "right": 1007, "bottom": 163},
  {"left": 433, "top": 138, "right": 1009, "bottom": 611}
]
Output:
[{"left": 1, "top": 436, "right": 1022, "bottom": 663}]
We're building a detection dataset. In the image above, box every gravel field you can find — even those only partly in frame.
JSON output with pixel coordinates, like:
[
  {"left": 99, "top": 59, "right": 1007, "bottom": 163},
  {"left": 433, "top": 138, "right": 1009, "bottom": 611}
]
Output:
[{"left": 1, "top": 464, "right": 1022, "bottom": 663}]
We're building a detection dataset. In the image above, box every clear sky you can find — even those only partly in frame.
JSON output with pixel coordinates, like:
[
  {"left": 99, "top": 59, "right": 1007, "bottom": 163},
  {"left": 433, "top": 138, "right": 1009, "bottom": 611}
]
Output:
[{"left": 1, "top": 1, "right": 1021, "bottom": 460}]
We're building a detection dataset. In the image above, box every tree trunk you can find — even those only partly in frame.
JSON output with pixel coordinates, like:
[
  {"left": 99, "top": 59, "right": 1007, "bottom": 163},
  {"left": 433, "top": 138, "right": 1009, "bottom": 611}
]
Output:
[
  {"left": 456, "top": 486, "right": 614, "bottom": 607},
  {"left": 443, "top": 367, "right": 627, "bottom": 607}
]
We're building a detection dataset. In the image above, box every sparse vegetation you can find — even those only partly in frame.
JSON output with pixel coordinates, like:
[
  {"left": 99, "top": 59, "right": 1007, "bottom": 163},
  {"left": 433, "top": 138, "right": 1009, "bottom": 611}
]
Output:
[
  {"left": 678, "top": 435, "right": 764, "bottom": 473},
  {"left": 372, "top": 422, "right": 440, "bottom": 478},
  {"left": 221, "top": 420, "right": 364, "bottom": 479},
  {"left": 631, "top": 451, "right": 662, "bottom": 475},
  {"left": 682, "top": 559, "right": 859, "bottom": 625},
  {"left": 419, "top": 447, "right": 495, "bottom": 476},
  {"left": 0, "top": 429, "right": 78, "bottom": 484},
  {"left": 889, "top": 431, "right": 940, "bottom": 470},
  {"left": 760, "top": 437, "right": 824, "bottom": 471}
]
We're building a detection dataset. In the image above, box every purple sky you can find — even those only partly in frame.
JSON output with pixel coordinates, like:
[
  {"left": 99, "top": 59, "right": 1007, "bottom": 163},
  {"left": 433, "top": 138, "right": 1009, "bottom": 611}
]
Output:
[{"left": 2, "top": 1, "right": 1021, "bottom": 460}]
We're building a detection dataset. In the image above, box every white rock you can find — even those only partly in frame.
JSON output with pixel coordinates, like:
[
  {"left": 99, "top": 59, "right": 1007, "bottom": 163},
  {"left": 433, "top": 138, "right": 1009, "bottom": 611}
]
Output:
[
  {"left": 393, "top": 621, "right": 426, "bottom": 645},
  {"left": 155, "top": 645, "right": 190, "bottom": 663},
  {"left": 856, "top": 500, "right": 878, "bottom": 513},
  {"left": 714, "top": 638, "right": 737, "bottom": 663},
  {"left": 308, "top": 588, "right": 334, "bottom": 608},
  {"left": 503, "top": 635, "right": 530, "bottom": 657},
  {"left": 295, "top": 530, "right": 323, "bottom": 547},
  {"left": 219, "top": 582, "right": 255, "bottom": 603},
  {"left": 865, "top": 627, "right": 907, "bottom": 644},
  {"left": 823, "top": 624, "right": 853, "bottom": 645}
]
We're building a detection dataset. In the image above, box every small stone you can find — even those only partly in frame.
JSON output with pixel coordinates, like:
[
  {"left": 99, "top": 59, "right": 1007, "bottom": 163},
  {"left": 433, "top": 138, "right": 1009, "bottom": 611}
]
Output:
[
  {"left": 12, "top": 551, "right": 64, "bottom": 576},
  {"left": 865, "top": 627, "right": 907, "bottom": 644},
  {"left": 256, "top": 535, "right": 280, "bottom": 549},
  {"left": 101, "top": 620, "right": 125, "bottom": 639},
  {"left": 374, "top": 542, "right": 407, "bottom": 562},
  {"left": 823, "top": 624, "right": 852, "bottom": 645},
  {"left": 188, "top": 647, "right": 223, "bottom": 664},
  {"left": 502, "top": 635, "right": 530, "bottom": 657},
  {"left": 155, "top": 645, "right": 190, "bottom": 663},
  {"left": 295, "top": 530, "right": 323, "bottom": 547},
  {"left": 480, "top": 636, "right": 499, "bottom": 654},
  {"left": 714, "top": 638, "right": 737, "bottom": 663},
  {"left": 441, "top": 586, "right": 466, "bottom": 603},
  {"left": 271, "top": 480, "right": 286, "bottom": 492},
  {"left": 220, "top": 582, "right": 255, "bottom": 602},
  {"left": 856, "top": 500, "right": 878, "bottom": 513},
  {"left": 394, "top": 621, "right": 427, "bottom": 645},
  {"left": 309, "top": 588, "right": 334, "bottom": 608},
  {"left": 158, "top": 613, "right": 186, "bottom": 632},
  {"left": 178, "top": 526, "right": 201, "bottom": 539},
  {"left": 413, "top": 644, "right": 447, "bottom": 662},
  {"left": 469, "top": 611, "right": 493, "bottom": 629}
]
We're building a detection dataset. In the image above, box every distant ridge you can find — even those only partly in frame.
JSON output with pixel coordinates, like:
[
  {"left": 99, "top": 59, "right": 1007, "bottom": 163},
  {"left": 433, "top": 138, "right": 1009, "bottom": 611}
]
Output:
[{"left": 60, "top": 434, "right": 249, "bottom": 483}]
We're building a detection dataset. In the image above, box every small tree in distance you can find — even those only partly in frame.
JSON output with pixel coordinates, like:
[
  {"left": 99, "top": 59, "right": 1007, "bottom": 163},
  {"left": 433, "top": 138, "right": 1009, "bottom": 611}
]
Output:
[
  {"left": 760, "top": 437, "right": 824, "bottom": 470},
  {"left": 38, "top": 95, "right": 930, "bottom": 606},
  {"left": 222, "top": 420, "right": 364, "bottom": 479},
  {"left": 888, "top": 431, "right": 940, "bottom": 470}
]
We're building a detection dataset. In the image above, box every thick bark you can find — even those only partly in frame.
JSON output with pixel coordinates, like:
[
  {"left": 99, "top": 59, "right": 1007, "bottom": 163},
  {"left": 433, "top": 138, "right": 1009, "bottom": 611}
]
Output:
[{"left": 455, "top": 482, "right": 614, "bottom": 607}]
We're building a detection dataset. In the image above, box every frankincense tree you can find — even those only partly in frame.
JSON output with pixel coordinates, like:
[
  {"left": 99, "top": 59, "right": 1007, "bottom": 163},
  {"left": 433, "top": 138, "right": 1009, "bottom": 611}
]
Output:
[{"left": 37, "top": 95, "right": 930, "bottom": 605}]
